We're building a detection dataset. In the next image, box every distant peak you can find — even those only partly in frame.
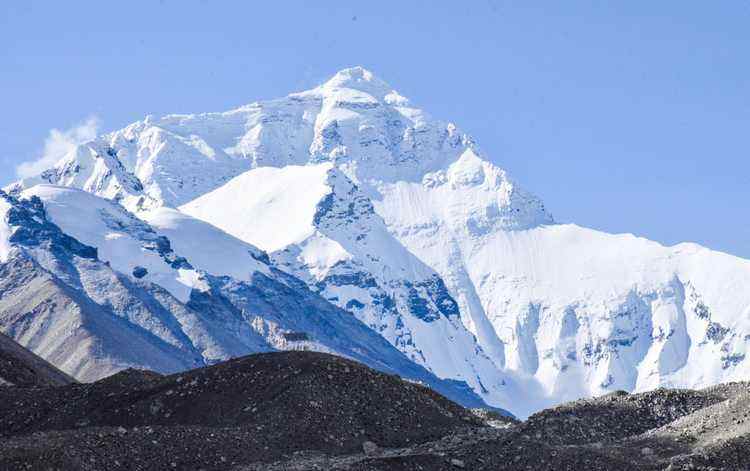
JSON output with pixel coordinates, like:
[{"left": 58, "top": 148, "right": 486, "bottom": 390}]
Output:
[
  {"left": 323, "top": 66, "right": 386, "bottom": 88},
  {"left": 317, "top": 66, "right": 405, "bottom": 103}
]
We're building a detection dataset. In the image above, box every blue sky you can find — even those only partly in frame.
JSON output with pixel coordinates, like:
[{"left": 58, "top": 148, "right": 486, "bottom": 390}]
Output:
[{"left": 1, "top": 1, "right": 748, "bottom": 257}]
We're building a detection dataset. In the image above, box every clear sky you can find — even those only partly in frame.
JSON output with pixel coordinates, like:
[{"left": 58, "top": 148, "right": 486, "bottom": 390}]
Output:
[{"left": 2, "top": 1, "right": 749, "bottom": 258}]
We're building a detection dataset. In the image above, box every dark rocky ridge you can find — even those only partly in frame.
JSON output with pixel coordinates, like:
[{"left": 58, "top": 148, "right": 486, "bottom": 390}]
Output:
[
  {"left": 0, "top": 331, "right": 75, "bottom": 387},
  {"left": 0, "top": 349, "right": 748, "bottom": 471},
  {"left": 0, "top": 351, "right": 479, "bottom": 470}
]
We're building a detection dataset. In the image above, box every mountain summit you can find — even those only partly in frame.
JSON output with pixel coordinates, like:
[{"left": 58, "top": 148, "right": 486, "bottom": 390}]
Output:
[
  {"left": 4, "top": 68, "right": 750, "bottom": 416},
  {"left": 315, "top": 66, "right": 402, "bottom": 99}
]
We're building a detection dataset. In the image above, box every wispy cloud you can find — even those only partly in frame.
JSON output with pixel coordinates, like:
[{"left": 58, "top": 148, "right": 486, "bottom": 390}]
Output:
[{"left": 16, "top": 116, "right": 100, "bottom": 179}]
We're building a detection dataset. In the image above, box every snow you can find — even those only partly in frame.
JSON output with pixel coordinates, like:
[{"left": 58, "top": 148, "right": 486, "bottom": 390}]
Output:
[
  {"left": 377, "top": 185, "right": 750, "bottom": 414},
  {"left": 315, "top": 66, "right": 395, "bottom": 100},
  {"left": 141, "top": 206, "right": 271, "bottom": 281},
  {"left": 294, "top": 233, "right": 351, "bottom": 280},
  {"left": 180, "top": 163, "right": 333, "bottom": 252},
  {"left": 0, "top": 198, "right": 13, "bottom": 263},
  {"left": 21, "top": 185, "right": 197, "bottom": 302}
]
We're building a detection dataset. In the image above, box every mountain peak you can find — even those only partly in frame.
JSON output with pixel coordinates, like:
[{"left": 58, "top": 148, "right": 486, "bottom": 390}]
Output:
[
  {"left": 315, "top": 66, "right": 406, "bottom": 104},
  {"left": 322, "top": 66, "right": 388, "bottom": 90}
]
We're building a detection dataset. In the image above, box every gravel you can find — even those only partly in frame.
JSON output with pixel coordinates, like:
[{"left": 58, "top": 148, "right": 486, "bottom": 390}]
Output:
[
  {"left": 1, "top": 348, "right": 748, "bottom": 471},
  {"left": 0, "top": 351, "right": 478, "bottom": 470}
]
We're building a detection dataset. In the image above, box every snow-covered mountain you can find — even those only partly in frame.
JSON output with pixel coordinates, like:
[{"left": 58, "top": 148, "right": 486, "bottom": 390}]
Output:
[
  {"left": 0, "top": 186, "right": 488, "bottom": 409},
  {"left": 5, "top": 67, "right": 750, "bottom": 417}
]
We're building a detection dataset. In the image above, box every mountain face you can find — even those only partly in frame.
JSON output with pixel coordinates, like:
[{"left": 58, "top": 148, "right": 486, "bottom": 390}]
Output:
[
  {"left": 0, "top": 187, "right": 489, "bottom": 410},
  {"left": 5, "top": 67, "right": 750, "bottom": 417}
]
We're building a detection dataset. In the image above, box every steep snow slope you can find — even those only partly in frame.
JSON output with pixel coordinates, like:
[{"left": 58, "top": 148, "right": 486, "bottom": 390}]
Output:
[
  {"left": 380, "top": 189, "right": 750, "bottom": 404},
  {"left": 23, "top": 185, "right": 203, "bottom": 302},
  {"left": 375, "top": 149, "right": 750, "bottom": 413},
  {"left": 23, "top": 185, "right": 273, "bottom": 299},
  {"left": 140, "top": 206, "right": 270, "bottom": 281},
  {"left": 181, "top": 164, "right": 333, "bottom": 252},
  {"left": 7, "top": 67, "right": 750, "bottom": 416}
]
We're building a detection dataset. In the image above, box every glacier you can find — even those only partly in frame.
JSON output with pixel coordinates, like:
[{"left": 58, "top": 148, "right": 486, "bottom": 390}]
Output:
[{"left": 5, "top": 66, "right": 750, "bottom": 417}]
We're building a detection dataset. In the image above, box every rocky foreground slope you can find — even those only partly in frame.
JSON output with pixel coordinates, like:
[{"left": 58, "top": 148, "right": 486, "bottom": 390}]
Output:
[
  {"left": 0, "top": 348, "right": 748, "bottom": 471},
  {"left": 0, "top": 350, "right": 481, "bottom": 470}
]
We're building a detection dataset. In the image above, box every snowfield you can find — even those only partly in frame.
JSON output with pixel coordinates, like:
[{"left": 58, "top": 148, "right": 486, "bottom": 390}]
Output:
[
  {"left": 180, "top": 163, "right": 333, "bottom": 252},
  {"left": 141, "top": 206, "right": 271, "bottom": 281},
  {"left": 3, "top": 67, "right": 750, "bottom": 417}
]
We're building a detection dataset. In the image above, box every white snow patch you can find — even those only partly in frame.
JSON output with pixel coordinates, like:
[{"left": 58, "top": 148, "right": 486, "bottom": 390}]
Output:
[
  {"left": 180, "top": 163, "right": 333, "bottom": 252},
  {"left": 142, "top": 206, "right": 271, "bottom": 280},
  {"left": 296, "top": 233, "right": 351, "bottom": 280},
  {"left": 176, "top": 268, "right": 205, "bottom": 292}
]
